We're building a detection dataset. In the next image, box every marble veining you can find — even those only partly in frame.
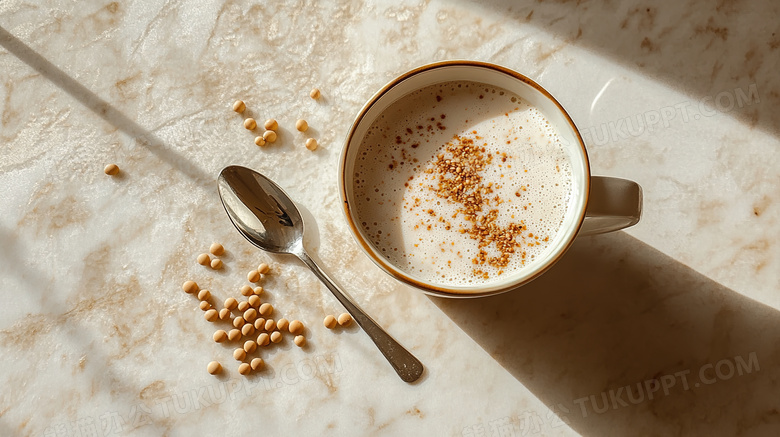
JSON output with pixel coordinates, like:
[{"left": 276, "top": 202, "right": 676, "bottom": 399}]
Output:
[{"left": 0, "top": 0, "right": 778, "bottom": 436}]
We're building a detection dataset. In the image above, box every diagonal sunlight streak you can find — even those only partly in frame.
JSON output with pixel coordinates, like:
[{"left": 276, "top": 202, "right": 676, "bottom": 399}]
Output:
[
  {"left": 0, "top": 26, "right": 211, "bottom": 185},
  {"left": 451, "top": 0, "right": 780, "bottom": 139}
]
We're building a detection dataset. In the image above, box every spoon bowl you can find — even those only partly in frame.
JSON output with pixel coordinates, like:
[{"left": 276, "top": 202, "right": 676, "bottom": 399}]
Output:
[
  {"left": 218, "top": 165, "right": 424, "bottom": 383},
  {"left": 217, "top": 166, "right": 304, "bottom": 254}
]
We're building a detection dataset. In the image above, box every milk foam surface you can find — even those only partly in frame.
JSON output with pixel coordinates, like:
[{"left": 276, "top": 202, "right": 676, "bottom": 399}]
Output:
[{"left": 353, "top": 81, "right": 574, "bottom": 286}]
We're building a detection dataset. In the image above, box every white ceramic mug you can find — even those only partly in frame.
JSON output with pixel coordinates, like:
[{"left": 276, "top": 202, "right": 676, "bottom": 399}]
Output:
[{"left": 339, "top": 61, "right": 642, "bottom": 298}]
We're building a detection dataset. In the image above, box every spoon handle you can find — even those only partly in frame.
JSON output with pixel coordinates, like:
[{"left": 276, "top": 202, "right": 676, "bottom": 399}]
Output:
[{"left": 297, "top": 251, "right": 424, "bottom": 383}]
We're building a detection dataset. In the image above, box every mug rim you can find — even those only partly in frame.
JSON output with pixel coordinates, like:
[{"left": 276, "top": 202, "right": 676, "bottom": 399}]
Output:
[{"left": 338, "top": 60, "right": 590, "bottom": 298}]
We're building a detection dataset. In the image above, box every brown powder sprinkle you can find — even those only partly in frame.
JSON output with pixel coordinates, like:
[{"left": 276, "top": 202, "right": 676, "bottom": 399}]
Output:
[{"left": 423, "top": 135, "right": 532, "bottom": 275}]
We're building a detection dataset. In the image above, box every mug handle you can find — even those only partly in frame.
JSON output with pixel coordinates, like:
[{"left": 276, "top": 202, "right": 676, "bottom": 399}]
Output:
[{"left": 579, "top": 176, "right": 643, "bottom": 236}]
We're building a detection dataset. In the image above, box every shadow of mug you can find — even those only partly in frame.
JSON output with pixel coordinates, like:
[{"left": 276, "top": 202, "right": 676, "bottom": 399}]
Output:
[{"left": 431, "top": 231, "right": 780, "bottom": 436}]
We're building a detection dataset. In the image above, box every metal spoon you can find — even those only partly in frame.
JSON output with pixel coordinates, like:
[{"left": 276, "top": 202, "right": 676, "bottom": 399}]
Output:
[{"left": 217, "top": 165, "right": 424, "bottom": 383}]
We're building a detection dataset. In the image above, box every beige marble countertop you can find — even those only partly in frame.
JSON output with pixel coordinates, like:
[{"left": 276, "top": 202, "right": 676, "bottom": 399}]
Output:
[{"left": 1, "top": 1, "right": 778, "bottom": 436}]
